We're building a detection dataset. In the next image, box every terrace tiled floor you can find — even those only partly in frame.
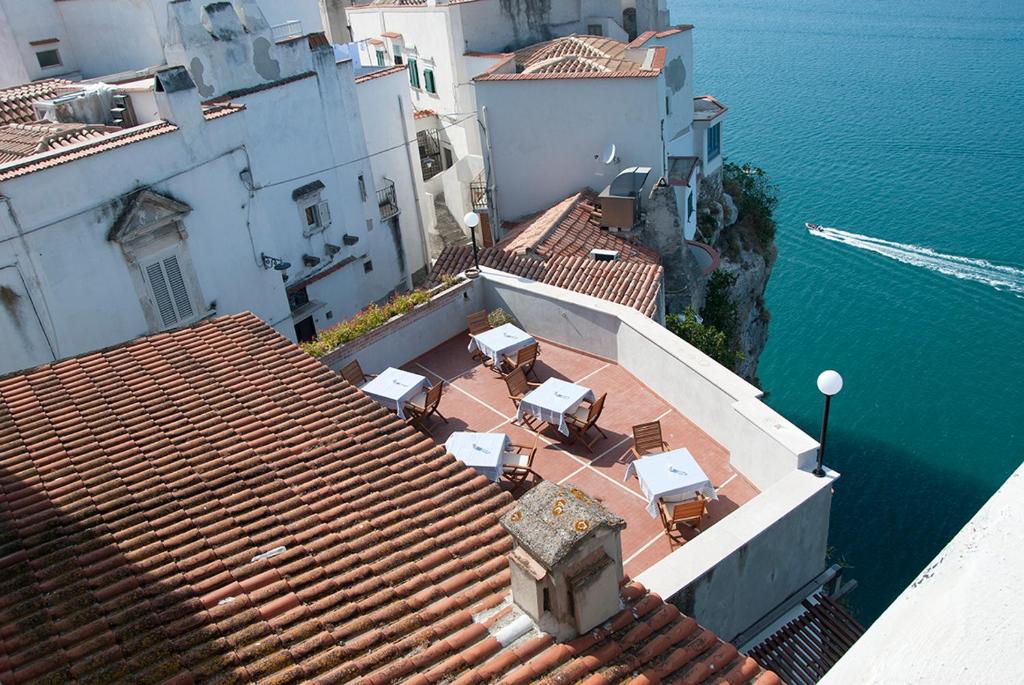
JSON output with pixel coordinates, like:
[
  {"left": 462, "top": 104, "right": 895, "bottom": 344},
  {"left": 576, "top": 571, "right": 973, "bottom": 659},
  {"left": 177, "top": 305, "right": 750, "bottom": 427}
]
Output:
[{"left": 402, "top": 333, "right": 760, "bottom": 578}]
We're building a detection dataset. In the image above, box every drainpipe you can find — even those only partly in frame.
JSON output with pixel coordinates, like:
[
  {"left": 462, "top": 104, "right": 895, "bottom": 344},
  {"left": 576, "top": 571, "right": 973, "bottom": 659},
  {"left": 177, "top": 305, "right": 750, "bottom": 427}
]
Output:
[
  {"left": 398, "top": 94, "right": 429, "bottom": 285},
  {"left": 479, "top": 105, "right": 502, "bottom": 242}
]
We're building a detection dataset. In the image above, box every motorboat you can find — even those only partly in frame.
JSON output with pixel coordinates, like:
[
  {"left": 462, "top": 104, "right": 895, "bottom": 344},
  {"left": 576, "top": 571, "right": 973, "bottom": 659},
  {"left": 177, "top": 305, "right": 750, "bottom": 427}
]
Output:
[{"left": 805, "top": 222, "right": 825, "bottom": 233}]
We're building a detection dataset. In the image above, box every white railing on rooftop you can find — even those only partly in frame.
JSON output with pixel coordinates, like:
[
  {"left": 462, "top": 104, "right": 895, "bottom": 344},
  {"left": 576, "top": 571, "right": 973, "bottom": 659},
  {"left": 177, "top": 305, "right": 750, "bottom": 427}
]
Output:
[{"left": 271, "top": 20, "right": 303, "bottom": 42}]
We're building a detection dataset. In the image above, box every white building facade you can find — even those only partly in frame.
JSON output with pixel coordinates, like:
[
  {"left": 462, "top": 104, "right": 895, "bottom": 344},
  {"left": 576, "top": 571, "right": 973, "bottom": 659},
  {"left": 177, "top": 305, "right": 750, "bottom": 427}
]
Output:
[
  {"left": 0, "top": 1, "right": 424, "bottom": 376},
  {"left": 346, "top": 0, "right": 671, "bottom": 244},
  {"left": 0, "top": 0, "right": 325, "bottom": 88}
]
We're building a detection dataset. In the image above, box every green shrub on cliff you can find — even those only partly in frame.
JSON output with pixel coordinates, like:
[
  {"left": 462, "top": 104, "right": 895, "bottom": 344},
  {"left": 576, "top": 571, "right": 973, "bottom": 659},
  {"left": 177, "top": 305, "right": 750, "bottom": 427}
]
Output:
[
  {"left": 666, "top": 308, "right": 739, "bottom": 370},
  {"left": 724, "top": 161, "right": 778, "bottom": 249}
]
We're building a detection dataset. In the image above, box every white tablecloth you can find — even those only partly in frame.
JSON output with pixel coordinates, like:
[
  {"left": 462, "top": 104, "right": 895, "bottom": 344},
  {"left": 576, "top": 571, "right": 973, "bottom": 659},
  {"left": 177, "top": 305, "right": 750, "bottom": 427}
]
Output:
[
  {"left": 468, "top": 323, "right": 536, "bottom": 367},
  {"left": 444, "top": 432, "right": 510, "bottom": 482},
  {"left": 360, "top": 367, "right": 431, "bottom": 419},
  {"left": 624, "top": 448, "right": 717, "bottom": 517},
  {"left": 518, "top": 378, "right": 595, "bottom": 436}
]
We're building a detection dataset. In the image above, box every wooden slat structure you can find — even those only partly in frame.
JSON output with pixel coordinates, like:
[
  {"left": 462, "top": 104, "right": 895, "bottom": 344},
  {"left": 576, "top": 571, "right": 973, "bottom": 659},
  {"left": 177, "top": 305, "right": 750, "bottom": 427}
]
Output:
[{"left": 748, "top": 594, "right": 865, "bottom": 685}]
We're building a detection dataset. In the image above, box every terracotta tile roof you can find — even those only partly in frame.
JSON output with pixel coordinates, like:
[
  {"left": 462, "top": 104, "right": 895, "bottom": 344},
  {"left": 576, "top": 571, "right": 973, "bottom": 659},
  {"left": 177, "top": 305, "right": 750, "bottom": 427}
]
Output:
[
  {"left": 0, "top": 79, "right": 74, "bottom": 126},
  {"left": 0, "top": 312, "right": 776, "bottom": 684},
  {"left": 0, "top": 122, "right": 120, "bottom": 164},
  {"left": 354, "top": 64, "right": 407, "bottom": 84},
  {"left": 499, "top": 189, "right": 660, "bottom": 263},
  {"left": 380, "top": 31, "right": 402, "bottom": 39},
  {"left": 628, "top": 25, "right": 695, "bottom": 47},
  {"left": 694, "top": 94, "right": 728, "bottom": 122},
  {"left": 434, "top": 248, "right": 664, "bottom": 316},
  {"left": 0, "top": 120, "right": 177, "bottom": 182},
  {"left": 413, "top": 108, "right": 436, "bottom": 120},
  {"left": 475, "top": 35, "right": 662, "bottom": 82},
  {"left": 201, "top": 102, "right": 246, "bottom": 121}
]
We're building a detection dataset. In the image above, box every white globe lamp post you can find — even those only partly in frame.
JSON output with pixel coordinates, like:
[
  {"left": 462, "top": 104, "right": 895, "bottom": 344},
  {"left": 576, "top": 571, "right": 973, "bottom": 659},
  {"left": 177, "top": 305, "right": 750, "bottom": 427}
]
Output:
[
  {"left": 464, "top": 211, "right": 481, "bottom": 278},
  {"left": 814, "top": 370, "right": 843, "bottom": 477}
]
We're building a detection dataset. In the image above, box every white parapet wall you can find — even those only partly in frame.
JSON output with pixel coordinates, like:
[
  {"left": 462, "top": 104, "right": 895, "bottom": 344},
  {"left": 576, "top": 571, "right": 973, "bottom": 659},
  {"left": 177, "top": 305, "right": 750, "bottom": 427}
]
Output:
[
  {"left": 314, "top": 267, "right": 836, "bottom": 640},
  {"left": 319, "top": 278, "right": 484, "bottom": 375},
  {"left": 820, "top": 464, "right": 1024, "bottom": 685},
  {"left": 478, "top": 267, "right": 834, "bottom": 639}
]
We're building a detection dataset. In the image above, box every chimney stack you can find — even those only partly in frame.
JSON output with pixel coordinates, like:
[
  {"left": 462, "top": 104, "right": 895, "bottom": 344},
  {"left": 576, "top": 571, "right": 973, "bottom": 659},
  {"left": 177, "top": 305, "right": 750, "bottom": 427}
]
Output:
[{"left": 500, "top": 481, "right": 626, "bottom": 641}]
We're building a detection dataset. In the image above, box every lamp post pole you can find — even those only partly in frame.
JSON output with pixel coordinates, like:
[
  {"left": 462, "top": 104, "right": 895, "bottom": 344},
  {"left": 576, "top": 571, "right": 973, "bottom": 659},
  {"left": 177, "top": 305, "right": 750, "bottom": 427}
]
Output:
[
  {"left": 464, "top": 212, "right": 481, "bottom": 278},
  {"left": 814, "top": 370, "right": 843, "bottom": 477}
]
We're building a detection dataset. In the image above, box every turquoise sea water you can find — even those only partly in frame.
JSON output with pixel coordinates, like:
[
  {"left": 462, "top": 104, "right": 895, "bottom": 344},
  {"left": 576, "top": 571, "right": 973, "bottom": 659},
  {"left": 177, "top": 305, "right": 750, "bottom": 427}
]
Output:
[{"left": 671, "top": 0, "right": 1024, "bottom": 623}]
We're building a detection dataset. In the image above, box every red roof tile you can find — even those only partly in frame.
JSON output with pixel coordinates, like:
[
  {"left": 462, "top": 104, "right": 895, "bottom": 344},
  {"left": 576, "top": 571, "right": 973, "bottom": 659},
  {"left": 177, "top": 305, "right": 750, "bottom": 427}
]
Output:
[
  {"left": 201, "top": 102, "right": 246, "bottom": 121},
  {"left": 354, "top": 65, "right": 408, "bottom": 84},
  {"left": 0, "top": 122, "right": 120, "bottom": 164},
  {"left": 475, "top": 35, "right": 661, "bottom": 82},
  {"left": 499, "top": 189, "right": 660, "bottom": 263},
  {"left": 0, "top": 79, "right": 74, "bottom": 126},
  {"left": 433, "top": 248, "right": 664, "bottom": 317},
  {"left": 0, "top": 120, "right": 177, "bottom": 182},
  {"left": 0, "top": 313, "right": 774, "bottom": 684}
]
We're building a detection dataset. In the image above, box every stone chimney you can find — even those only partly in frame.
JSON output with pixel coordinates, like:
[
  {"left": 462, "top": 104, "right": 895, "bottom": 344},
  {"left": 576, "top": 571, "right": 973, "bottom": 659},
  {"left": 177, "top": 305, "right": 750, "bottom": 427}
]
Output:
[
  {"left": 500, "top": 481, "right": 626, "bottom": 641},
  {"left": 154, "top": 66, "right": 205, "bottom": 146}
]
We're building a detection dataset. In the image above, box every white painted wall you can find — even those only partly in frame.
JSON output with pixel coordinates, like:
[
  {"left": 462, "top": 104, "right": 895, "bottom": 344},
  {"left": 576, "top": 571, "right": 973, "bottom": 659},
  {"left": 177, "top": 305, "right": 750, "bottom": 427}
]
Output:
[
  {"left": 0, "top": 0, "right": 325, "bottom": 88},
  {"left": 355, "top": 68, "right": 431, "bottom": 282},
  {"left": 0, "top": 12, "right": 414, "bottom": 375},
  {"left": 821, "top": 464, "right": 1024, "bottom": 685},
  {"left": 0, "top": 0, "right": 80, "bottom": 86},
  {"left": 476, "top": 76, "right": 662, "bottom": 221}
]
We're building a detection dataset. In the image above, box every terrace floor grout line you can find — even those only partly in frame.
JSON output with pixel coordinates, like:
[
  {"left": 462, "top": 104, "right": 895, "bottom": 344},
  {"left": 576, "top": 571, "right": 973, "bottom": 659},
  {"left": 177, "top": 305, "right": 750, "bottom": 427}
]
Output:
[
  {"left": 716, "top": 473, "right": 738, "bottom": 492},
  {"left": 624, "top": 532, "right": 666, "bottom": 566},
  {"left": 573, "top": 362, "right": 611, "bottom": 386}
]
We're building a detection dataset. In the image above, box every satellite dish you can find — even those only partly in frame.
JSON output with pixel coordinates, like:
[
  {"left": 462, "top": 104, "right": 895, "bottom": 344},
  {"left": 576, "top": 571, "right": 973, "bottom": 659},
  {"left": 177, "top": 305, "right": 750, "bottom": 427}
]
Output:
[{"left": 598, "top": 142, "right": 617, "bottom": 165}]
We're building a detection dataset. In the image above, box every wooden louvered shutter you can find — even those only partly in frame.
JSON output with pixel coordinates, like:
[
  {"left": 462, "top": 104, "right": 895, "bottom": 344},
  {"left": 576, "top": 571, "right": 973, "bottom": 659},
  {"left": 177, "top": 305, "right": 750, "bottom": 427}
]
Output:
[{"left": 143, "top": 252, "right": 195, "bottom": 329}]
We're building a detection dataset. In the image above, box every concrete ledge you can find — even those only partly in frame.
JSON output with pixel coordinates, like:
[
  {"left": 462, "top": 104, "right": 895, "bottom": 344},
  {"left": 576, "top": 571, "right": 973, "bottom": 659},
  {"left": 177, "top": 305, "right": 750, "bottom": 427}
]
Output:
[{"left": 638, "top": 469, "right": 837, "bottom": 640}]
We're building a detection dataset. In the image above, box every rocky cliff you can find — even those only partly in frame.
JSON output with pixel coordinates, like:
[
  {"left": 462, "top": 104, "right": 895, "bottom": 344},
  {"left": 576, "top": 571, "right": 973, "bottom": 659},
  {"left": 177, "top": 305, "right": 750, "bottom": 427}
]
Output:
[{"left": 699, "top": 171, "right": 777, "bottom": 384}]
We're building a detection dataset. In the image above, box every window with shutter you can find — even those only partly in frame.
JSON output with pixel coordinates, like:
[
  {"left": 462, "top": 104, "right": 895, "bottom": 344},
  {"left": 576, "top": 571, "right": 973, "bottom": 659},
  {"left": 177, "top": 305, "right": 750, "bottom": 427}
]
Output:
[
  {"left": 408, "top": 58, "right": 420, "bottom": 88},
  {"left": 318, "top": 201, "right": 331, "bottom": 228},
  {"left": 424, "top": 69, "right": 436, "bottom": 94},
  {"left": 143, "top": 252, "right": 195, "bottom": 329}
]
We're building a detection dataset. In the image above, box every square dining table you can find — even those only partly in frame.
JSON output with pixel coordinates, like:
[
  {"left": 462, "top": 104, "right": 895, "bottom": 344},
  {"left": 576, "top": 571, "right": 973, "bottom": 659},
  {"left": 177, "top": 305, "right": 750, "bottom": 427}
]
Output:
[
  {"left": 625, "top": 448, "right": 717, "bottom": 517},
  {"left": 360, "top": 367, "right": 431, "bottom": 419},
  {"left": 517, "top": 377, "right": 595, "bottom": 436},
  {"left": 468, "top": 323, "right": 536, "bottom": 368},
  {"left": 444, "top": 432, "right": 511, "bottom": 482}
]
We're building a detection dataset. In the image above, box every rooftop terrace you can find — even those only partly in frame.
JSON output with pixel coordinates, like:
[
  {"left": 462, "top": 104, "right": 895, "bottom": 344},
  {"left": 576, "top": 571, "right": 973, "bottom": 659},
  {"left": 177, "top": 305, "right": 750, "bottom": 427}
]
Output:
[
  {"left": 400, "top": 332, "right": 760, "bottom": 577},
  {"left": 323, "top": 267, "right": 837, "bottom": 642}
]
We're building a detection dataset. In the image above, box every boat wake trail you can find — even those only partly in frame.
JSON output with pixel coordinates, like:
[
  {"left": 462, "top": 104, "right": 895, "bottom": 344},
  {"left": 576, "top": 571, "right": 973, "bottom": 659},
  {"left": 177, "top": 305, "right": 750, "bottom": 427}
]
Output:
[{"left": 810, "top": 226, "right": 1024, "bottom": 297}]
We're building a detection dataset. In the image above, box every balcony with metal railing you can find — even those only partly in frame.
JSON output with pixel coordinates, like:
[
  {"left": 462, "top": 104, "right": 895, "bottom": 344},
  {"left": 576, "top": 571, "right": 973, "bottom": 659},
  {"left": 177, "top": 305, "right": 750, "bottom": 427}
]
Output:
[
  {"left": 377, "top": 178, "right": 399, "bottom": 221},
  {"left": 271, "top": 20, "right": 303, "bottom": 42},
  {"left": 470, "top": 174, "right": 488, "bottom": 211}
]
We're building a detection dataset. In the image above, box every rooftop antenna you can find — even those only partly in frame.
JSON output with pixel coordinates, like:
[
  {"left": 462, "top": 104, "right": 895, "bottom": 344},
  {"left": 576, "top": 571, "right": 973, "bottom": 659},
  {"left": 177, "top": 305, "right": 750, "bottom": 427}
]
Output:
[{"left": 596, "top": 142, "right": 619, "bottom": 165}]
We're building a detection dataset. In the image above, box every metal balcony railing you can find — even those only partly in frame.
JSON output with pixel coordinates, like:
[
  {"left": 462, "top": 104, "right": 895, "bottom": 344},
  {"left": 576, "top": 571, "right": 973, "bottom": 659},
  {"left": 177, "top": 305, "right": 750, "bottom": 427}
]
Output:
[
  {"left": 470, "top": 179, "right": 488, "bottom": 211},
  {"left": 271, "top": 20, "right": 303, "bottom": 42},
  {"left": 377, "top": 179, "right": 399, "bottom": 221}
]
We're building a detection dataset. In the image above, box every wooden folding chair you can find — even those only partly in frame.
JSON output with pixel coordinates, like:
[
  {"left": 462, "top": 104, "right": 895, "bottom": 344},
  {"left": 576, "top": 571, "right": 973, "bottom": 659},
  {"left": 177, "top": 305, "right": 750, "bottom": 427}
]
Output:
[
  {"left": 565, "top": 393, "right": 607, "bottom": 452},
  {"left": 504, "top": 367, "right": 539, "bottom": 427},
  {"left": 404, "top": 381, "right": 448, "bottom": 435},
  {"left": 501, "top": 437, "right": 539, "bottom": 492},
  {"left": 341, "top": 360, "right": 375, "bottom": 386},
  {"left": 658, "top": 494, "right": 708, "bottom": 548},
  {"left": 499, "top": 342, "right": 540, "bottom": 381},
  {"left": 466, "top": 310, "right": 491, "bottom": 335},
  {"left": 466, "top": 310, "right": 491, "bottom": 363},
  {"left": 630, "top": 421, "right": 669, "bottom": 459}
]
